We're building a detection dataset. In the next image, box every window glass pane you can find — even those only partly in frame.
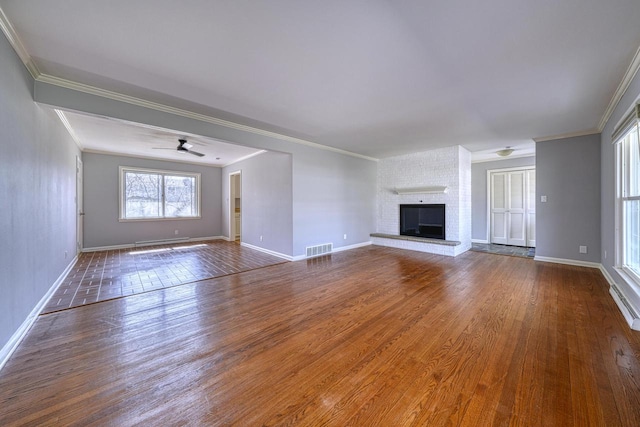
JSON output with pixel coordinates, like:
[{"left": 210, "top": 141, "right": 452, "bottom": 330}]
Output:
[
  {"left": 124, "top": 172, "right": 161, "bottom": 218},
  {"left": 164, "top": 175, "right": 196, "bottom": 217},
  {"left": 624, "top": 199, "right": 640, "bottom": 276}
]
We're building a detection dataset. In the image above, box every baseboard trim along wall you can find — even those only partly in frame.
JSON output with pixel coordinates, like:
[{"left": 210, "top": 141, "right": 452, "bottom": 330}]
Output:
[
  {"left": 240, "top": 242, "right": 293, "bottom": 261},
  {"left": 533, "top": 256, "right": 601, "bottom": 269},
  {"left": 291, "top": 241, "right": 373, "bottom": 261},
  {"left": 83, "top": 236, "right": 227, "bottom": 252},
  {"left": 0, "top": 255, "right": 79, "bottom": 372},
  {"left": 471, "top": 239, "right": 489, "bottom": 244}
]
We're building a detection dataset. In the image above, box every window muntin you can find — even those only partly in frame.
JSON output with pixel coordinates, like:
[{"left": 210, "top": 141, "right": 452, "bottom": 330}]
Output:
[
  {"left": 119, "top": 167, "right": 200, "bottom": 220},
  {"left": 617, "top": 123, "right": 640, "bottom": 283}
]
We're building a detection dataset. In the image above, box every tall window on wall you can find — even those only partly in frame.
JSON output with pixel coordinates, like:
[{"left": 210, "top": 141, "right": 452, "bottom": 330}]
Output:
[
  {"left": 119, "top": 167, "right": 201, "bottom": 220},
  {"left": 614, "top": 105, "right": 640, "bottom": 287}
]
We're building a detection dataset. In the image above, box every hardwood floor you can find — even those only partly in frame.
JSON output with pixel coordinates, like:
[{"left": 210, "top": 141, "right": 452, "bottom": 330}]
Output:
[
  {"left": 1, "top": 246, "right": 639, "bottom": 426},
  {"left": 42, "top": 240, "right": 286, "bottom": 313}
]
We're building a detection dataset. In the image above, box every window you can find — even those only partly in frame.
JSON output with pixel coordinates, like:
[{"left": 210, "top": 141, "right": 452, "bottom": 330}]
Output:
[
  {"left": 119, "top": 167, "right": 201, "bottom": 220},
  {"left": 615, "top": 106, "right": 640, "bottom": 287}
]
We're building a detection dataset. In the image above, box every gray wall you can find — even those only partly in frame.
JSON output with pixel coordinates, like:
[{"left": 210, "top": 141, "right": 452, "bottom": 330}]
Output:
[
  {"left": 35, "top": 81, "right": 378, "bottom": 258},
  {"left": 222, "top": 151, "right": 293, "bottom": 256},
  {"left": 0, "top": 31, "right": 80, "bottom": 351},
  {"left": 83, "top": 153, "right": 222, "bottom": 248},
  {"left": 292, "top": 147, "right": 376, "bottom": 255},
  {"left": 536, "top": 134, "right": 601, "bottom": 262},
  {"left": 601, "top": 66, "right": 640, "bottom": 313},
  {"left": 471, "top": 156, "right": 536, "bottom": 241}
]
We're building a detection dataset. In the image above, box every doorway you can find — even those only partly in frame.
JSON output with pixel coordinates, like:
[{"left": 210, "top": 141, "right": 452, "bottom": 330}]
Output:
[
  {"left": 488, "top": 167, "right": 535, "bottom": 247},
  {"left": 229, "top": 171, "right": 242, "bottom": 242},
  {"left": 76, "top": 156, "right": 84, "bottom": 254}
]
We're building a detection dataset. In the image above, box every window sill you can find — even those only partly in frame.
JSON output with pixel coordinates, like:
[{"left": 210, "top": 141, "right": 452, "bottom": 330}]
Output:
[{"left": 119, "top": 216, "right": 201, "bottom": 223}]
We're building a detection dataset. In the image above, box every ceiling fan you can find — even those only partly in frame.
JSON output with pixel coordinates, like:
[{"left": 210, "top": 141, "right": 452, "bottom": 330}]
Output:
[{"left": 153, "top": 138, "right": 205, "bottom": 157}]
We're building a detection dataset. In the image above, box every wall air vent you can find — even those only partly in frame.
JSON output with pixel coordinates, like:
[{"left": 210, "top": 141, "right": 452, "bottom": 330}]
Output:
[{"left": 306, "top": 243, "right": 333, "bottom": 258}]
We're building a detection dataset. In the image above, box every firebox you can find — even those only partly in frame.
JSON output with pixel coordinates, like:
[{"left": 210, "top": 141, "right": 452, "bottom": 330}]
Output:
[{"left": 399, "top": 204, "right": 445, "bottom": 240}]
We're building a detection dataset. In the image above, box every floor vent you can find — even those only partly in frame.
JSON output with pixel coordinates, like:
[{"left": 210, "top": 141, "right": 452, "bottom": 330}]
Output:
[{"left": 306, "top": 243, "right": 333, "bottom": 258}]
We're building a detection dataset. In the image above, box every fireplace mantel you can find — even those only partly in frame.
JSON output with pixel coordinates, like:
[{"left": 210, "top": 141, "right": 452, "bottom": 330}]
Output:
[{"left": 393, "top": 186, "right": 448, "bottom": 195}]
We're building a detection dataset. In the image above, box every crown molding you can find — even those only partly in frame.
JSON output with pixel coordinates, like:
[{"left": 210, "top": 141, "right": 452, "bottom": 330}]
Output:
[
  {"left": 533, "top": 129, "right": 600, "bottom": 143},
  {"left": 82, "top": 148, "right": 225, "bottom": 168},
  {"left": 36, "top": 73, "right": 378, "bottom": 162},
  {"left": 0, "top": 6, "right": 40, "bottom": 78},
  {"left": 471, "top": 153, "right": 535, "bottom": 164},
  {"left": 223, "top": 150, "right": 267, "bottom": 168},
  {"left": 54, "top": 109, "right": 83, "bottom": 150},
  {"left": 598, "top": 44, "right": 640, "bottom": 131}
]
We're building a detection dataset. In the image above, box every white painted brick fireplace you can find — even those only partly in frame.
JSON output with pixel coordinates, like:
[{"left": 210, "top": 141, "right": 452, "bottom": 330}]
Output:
[{"left": 375, "top": 145, "right": 471, "bottom": 256}]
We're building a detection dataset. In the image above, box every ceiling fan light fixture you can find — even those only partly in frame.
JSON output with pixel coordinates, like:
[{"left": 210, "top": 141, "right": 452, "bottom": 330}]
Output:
[{"left": 496, "top": 147, "right": 515, "bottom": 157}]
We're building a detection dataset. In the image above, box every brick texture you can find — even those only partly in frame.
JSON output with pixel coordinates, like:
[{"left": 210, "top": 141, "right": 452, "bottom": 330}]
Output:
[{"left": 376, "top": 146, "right": 471, "bottom": 256}]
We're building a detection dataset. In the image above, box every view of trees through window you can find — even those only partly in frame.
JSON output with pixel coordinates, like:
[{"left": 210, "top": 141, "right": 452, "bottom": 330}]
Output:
[{"left": 122, "top": 169, "right": 199, "bottom": 219}]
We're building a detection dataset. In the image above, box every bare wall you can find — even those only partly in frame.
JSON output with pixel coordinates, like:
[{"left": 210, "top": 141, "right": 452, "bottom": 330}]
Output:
[
  {"left": 0, "top": 30, "right": 80, "bottom": 352},
  {"left": 83, "top": 153, "right": 222, "bottom": 248},
  {"left": 536, "top": 134, "right": 600, "bottom": 262},
  {"left": 222, "top": 151, "right": 293, "bottom": 256}
]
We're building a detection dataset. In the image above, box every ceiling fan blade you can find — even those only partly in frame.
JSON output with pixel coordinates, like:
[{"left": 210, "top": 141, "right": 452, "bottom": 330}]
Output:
[{"left": 187, "top": 150, "right": 205, "bottom": 157}]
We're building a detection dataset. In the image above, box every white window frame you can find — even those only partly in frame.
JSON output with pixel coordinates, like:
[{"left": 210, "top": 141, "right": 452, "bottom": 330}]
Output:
[
  {"left": 119, "top": 166, "right": 201, "bottom": 222},
  {"left": 614, "top": 105, "right": 640, "bottom": 289}
]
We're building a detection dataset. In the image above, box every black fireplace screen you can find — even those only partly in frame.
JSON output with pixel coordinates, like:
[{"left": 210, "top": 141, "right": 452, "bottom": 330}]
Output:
[{"left": 399, "top": 204, "right": 445, "bottom": 240}]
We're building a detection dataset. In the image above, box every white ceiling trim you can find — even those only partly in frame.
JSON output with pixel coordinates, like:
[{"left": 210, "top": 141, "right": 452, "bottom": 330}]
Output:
[
  {"left": 0, "top": 6, "right": 39, "bottom": 78},
  {"left": 54, "top": 109, "right": 83, "bottom": 149},
  {"left": 35, "top": 73, "right": 379, "bottom": 162},
  {"left": 82, "top": 148, "right": 223, "bottom": 168},
  {"left": 471, "top": 154, "right": 536, "bottom": 164},
  {"left": 223, "top": 150, "right": 267, "bottom": 168},
  {"left": 598, "top": 44, "right": 640, "bottom": 132},
  {"left": 533, "top": 129, "right": 601, "bottom": 143}
]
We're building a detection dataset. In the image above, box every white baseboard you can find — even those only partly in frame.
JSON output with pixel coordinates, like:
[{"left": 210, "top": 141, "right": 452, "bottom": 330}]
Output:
[
  {"left": 0, "top": 255, "right": 78, "bottom": 372},
  {"left": 291, "top": 241, "right": 373, "bottom": 261},
  {"left": 83, "top": 236, "right": 226, "bottom": 252},
  {"left": 533, "top": 256, "right": 601, "bottom": 269},
  {"left": 332, "top": 241, "right": 372, "bottom": 253},
  {"left": 240, "top": 242, "right": 293, "bottom": 261},
  {"left": 472, "top": 239, "right": 489, "bottom": 244}
]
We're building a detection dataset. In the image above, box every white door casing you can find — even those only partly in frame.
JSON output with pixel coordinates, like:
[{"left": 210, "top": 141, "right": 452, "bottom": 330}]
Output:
[
  {"left": 76, "top": 156, "right": 83, "bottom": 254},
  {"left": 229, "top": 171, "right": 241, "bottom": 241}
]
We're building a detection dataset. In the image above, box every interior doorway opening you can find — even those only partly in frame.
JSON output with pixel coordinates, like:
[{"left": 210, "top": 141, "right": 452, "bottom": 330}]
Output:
[{"left": 229, "top": 171, "right": 242, "bottom": 242}]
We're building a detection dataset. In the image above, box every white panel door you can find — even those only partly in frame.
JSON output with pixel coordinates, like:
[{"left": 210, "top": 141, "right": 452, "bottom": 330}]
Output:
[
  {"left": 490, "top": 173, "right": 508, "bottom": 244},
  {"left": 507, "top": 171, "right": 527, "bottom": 246},
  {"left": 490, "top": 169, "right": 534, "bottom": 247}
]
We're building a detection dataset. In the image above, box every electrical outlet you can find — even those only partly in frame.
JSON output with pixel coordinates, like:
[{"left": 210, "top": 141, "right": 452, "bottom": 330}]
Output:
[
  {"left": 260, "top": 235, "right": 263, "bottom": 241},
  {"left": 175, "top": 230, "right": 179, "bottom": 235},
  {"left": 343, "top": 234, "right": 347, "bottom": 240},
  {"left": 604, "top": 250, "right": 607, "bottom": 259},
  {"left": 541, "top": 195, "right": 547, "bottom": 202},
  {"left": 579, "top": 245, "right": 587, "bottom": 254}
]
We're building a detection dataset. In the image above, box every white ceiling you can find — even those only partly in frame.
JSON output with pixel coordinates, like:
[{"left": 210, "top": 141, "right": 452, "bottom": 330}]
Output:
[
  {"left": 2, "top": 0, "right": 640, "bottom": 160},
  {"left": 59, "top": 110, "right": 264, "bottom": 167}
]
